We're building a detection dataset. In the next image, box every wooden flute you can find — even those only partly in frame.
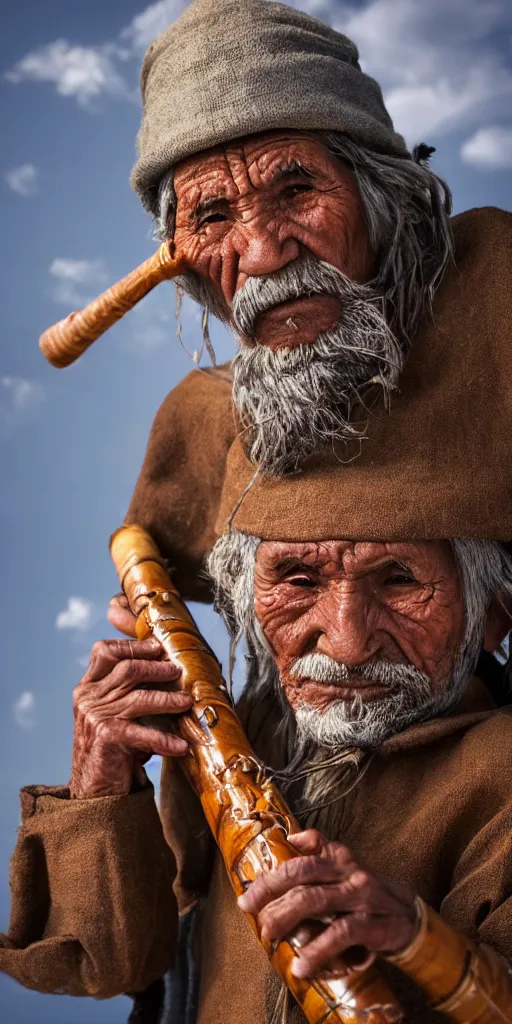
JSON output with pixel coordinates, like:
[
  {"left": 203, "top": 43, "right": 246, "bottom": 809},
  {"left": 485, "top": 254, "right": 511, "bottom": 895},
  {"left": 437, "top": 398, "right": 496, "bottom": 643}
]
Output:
[
  {"left": 110, "top": 523, "right": 404, "bottom": 1024},
  {"left": 39, "top": 242, "right": 186, "bottom": 368}
]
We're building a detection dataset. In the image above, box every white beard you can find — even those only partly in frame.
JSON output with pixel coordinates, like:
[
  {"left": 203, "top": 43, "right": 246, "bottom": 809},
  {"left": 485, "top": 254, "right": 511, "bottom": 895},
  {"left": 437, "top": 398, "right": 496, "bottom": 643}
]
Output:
[
  {"left": 230, "top": 255, "right": 403, "bottom": 476},
  {"left": 289, "top": 653, "right": 467, "bottom": 749}
]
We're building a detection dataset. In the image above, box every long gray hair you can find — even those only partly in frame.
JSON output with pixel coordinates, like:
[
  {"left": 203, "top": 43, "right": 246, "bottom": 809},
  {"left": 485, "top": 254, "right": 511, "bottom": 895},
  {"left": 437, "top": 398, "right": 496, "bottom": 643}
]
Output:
[{"left": 155, "top": 132, "right": 453, "bottom": 349}]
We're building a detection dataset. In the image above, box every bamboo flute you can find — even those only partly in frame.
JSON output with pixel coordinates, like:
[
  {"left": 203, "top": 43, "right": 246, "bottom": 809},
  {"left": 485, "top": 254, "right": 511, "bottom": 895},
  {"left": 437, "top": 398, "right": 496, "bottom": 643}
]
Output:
[{"left": 110, "top": 523, "right": 405, "bottom": 1024}]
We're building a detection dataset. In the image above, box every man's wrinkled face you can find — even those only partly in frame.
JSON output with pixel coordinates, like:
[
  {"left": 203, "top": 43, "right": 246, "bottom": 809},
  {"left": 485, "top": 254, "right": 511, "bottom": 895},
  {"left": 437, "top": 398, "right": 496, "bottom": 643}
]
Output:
[
  {"left": 173, "top": 130, "right": 374, "bottom": 350},
  {"left": 253, "top": 540, "right": 465, "bottom": 738}
]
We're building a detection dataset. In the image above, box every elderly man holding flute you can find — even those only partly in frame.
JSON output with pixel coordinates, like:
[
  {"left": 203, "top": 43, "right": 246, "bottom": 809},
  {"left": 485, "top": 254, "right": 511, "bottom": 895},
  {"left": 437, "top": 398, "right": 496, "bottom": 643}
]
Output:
[{"left": 4, "top": 0, "right": 512, "bottom": 1022}]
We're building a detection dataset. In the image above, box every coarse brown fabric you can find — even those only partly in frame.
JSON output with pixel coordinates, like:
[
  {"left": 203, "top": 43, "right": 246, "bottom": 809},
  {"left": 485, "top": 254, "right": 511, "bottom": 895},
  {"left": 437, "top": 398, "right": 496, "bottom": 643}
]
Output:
[
  {"left": 0, "top": 784, "right": 177, "bottom": 999},
  {"left": 2, "top": 679, "right": 512, "bottom": 1024},
  {"left": 217, "top": 205, "right": 512, "bottom": 542},
  {"left": 131, "top": 0, "right": 409, "bottom": 216},
  {"left": 126, "top": 364, "right": 233, "bottom": 602},
  {"left": 197, "top": 679, "right": 512, "bottom": 1023},
  {"left": 127, "top": 206, "right": 512, "bottom": 595}
]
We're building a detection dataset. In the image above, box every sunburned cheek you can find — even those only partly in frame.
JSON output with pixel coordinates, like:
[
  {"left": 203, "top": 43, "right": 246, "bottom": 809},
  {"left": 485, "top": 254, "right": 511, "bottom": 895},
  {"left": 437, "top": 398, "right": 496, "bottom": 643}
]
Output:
[
  {"left": 254, "top": 590, "right": 312, "bottom": 651},
  {"left": 386, "top": 604, "right": 461, "bottom": 684}
]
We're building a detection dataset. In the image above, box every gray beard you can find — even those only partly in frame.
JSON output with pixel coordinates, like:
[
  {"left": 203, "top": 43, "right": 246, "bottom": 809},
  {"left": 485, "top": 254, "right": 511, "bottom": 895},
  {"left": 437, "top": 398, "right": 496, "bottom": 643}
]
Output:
[
  {"left": 288, "top": 653, "right": 469, "bottom": 750},
  {"left": 230, "top": 256, "right": 404, "bottom": 476}
]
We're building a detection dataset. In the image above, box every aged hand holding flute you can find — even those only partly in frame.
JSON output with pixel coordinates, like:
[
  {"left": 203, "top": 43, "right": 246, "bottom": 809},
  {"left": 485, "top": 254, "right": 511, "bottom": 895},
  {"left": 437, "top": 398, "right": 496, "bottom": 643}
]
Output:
[{"left": 66, "top": 525, "right": 512, "bottom": 1024}]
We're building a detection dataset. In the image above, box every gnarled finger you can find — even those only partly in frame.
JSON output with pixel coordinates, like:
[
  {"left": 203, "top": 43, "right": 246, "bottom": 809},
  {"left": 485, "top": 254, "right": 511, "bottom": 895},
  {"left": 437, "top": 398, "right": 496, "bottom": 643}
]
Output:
[
  {"left": 83, "top": 637, "right": 165, "bottom": 682},
  {"left": 290, "top": 911, "right": 411, "bottom": 979},
  {"left": 95, "top": 717, "right": 189, "bottom": 757},
  {"left": 238, "top": 845, "right": 357, "bottom": 915}
]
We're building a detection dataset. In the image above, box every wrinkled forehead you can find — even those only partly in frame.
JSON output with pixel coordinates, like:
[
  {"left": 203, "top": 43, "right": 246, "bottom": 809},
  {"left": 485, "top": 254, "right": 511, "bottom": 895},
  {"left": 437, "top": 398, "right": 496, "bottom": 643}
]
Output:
[
  {"left": 172, "top": 129, "right": 342, "bottom": 201},
  {"left": 255, "top": 538, "right": 457, "bottom": 578}
]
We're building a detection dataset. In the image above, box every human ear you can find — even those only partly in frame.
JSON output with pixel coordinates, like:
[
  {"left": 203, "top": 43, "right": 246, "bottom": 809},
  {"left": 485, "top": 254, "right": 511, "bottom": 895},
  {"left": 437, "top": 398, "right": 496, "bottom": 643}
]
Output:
[{"left": 482, "top": 595, "right": 512, "bottom": 652}]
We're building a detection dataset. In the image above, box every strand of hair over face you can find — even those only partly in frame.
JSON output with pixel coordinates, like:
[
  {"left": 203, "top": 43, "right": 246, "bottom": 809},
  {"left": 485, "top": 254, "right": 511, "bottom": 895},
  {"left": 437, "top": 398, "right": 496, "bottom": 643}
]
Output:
[{"left": 323, "top": 133, "right": 454, "bottom": 346}]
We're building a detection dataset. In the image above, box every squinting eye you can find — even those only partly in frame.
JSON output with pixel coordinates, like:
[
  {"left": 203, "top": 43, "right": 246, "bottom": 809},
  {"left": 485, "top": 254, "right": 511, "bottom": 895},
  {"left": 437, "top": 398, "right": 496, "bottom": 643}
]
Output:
[
  {"left": 287, "top": 576, "right": 316, "bottom": 588},
  {"left": 199, "top": 212, "right": 229, "bottom": 226},
  {"left": 284, "top": 183, "right": 314, "bottom": 197},
  {"left": 384, "top": 574, "right": 416, "bottom": 586}
]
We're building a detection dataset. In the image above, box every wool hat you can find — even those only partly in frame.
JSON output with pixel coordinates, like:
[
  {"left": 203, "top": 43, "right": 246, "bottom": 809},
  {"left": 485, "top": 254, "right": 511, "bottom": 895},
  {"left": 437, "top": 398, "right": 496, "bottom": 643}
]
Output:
[{"left": 131, "top": 0, "right": 409, "bottom": 216}]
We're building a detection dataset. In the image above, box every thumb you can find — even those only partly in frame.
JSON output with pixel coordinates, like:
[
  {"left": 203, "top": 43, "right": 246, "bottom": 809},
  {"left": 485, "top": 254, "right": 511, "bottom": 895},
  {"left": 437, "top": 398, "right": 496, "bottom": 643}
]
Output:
[
  {"left": 107, "top": 594, "right": 138, "bottom": 638},
  {"left": 287, "top": 829, "right": 329, "bottom": 855}
]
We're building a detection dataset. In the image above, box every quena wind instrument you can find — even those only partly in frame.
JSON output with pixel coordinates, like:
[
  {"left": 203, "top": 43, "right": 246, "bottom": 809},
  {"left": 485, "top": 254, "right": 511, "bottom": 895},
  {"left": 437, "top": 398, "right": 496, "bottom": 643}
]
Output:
[{"left": 110, "top": 523, "right": 405, "bottom": 1024}]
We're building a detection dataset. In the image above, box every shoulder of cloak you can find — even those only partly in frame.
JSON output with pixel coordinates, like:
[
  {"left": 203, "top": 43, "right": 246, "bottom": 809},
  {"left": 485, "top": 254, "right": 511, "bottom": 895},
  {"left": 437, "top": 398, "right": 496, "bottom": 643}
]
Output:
[
  {"left": 125, "top": 364, "right": 234, "bottom": 601},
  {"left": 218, "top": 205, "right": 512, "bottom": 543}
]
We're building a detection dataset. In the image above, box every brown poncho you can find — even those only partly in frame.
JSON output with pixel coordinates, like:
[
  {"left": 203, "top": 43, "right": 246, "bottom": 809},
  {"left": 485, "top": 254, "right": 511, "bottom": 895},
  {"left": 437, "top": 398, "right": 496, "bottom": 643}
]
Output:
[
  {"left": 1, "top": 679, "right": 512, "bottom": 1024},
  {"left": 127, "top": 206, "right": 512, "bottom": 600}
]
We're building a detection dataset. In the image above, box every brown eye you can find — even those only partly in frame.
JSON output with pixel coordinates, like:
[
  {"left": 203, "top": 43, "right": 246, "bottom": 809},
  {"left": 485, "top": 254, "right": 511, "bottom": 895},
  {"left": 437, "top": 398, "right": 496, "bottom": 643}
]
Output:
[
  {"left": 287, "top": 576, "right": 316, "bottom": 588},
  {"left": 200, "top": 212, "right": 229, "bottom": 226}
]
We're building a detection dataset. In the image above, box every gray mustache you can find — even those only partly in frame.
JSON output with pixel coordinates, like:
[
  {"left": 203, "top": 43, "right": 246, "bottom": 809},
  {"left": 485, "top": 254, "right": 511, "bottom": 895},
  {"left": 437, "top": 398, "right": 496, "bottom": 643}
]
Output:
[
  {"left": 289, "top": 653, "right": 432, "bottom": 690},
  {"left": 231, "top": 255, "right": 373, "bottom": 339}
]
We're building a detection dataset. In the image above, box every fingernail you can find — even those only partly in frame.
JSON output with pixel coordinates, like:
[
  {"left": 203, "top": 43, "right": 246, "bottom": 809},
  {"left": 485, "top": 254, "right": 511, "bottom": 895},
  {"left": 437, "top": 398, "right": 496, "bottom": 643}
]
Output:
[
  {"left": 291, "top": 959, "right": 305, "bottom": 978},
  {"left": 237, "top": 893, "right": 249, "bottom": 910}
]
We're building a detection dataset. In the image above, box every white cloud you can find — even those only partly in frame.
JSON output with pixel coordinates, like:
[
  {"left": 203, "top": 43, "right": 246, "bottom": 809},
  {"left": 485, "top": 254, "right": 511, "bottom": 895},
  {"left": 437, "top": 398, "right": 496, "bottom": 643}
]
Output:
[
  {"left": 4, "top": 2, "right": 184, "bottom": 107},
  {"left": 6, "top": 39, "right": 130, "bottom": 108},
  {"left": 121, "top": 0, "right": 187, "bottom": 53},
  {"left": 0, "top": 376, "right": 45, "bottom": 413},
  {"left": 56, "top": 596, "right": 95, "bottom": 631},
  {"left": 5, "top": 163, "right": 38, "bottom": 197},
  {"left": 460, "top": 125, "right": 512, "bottom": 169},
  {"left": 13, "top": 691, "right": 36, "bottom": 728},
  {"left": 49, "top": 257, "right": 108, "bottom": 306}
]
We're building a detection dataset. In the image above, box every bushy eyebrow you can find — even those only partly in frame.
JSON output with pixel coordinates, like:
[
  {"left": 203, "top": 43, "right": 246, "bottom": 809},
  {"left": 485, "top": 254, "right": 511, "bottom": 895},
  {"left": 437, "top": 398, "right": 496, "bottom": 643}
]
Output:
[{"left": 271, "top": 160, "right": 315, "bottom": 182}]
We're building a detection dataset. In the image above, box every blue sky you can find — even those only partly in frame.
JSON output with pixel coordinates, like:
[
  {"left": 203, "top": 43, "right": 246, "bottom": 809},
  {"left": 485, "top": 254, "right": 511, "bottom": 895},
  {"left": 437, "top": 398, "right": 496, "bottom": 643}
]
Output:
[{"left": 1, "top": 0, "right": 511, "bottom": 1021}]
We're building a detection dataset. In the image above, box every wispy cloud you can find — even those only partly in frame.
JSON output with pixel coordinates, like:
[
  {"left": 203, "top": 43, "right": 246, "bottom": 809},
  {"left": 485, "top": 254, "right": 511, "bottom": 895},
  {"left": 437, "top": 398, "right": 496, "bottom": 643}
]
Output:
[
  {"left": 0, "top": 377, "right": 45, "bottom": 432},
  {"left": 4, "top": 1, "right": 185, "bottom": 108},
  {"left": 460, "top": 125, "right": 512, "bottom": 170},
  {"left": 121, "top": 0, "right": 187, "bottom": 53},
  {"left": 5, "top": 163, "right": 38, "bottom": 197},
  {"left": 5, "top": 39, "right": 130, "bottom": 108},
  {"left": 49, "top": 256, "right": 108, "bottom": 306},
  {"left": 13, "top": 691, "right": 36, "bottom": 729},
  {"left": 1, "top": 376, "right": 44, "bottom": 412},
  {"left": 56, "top": 596, "right": 95, "bottom": 631}
]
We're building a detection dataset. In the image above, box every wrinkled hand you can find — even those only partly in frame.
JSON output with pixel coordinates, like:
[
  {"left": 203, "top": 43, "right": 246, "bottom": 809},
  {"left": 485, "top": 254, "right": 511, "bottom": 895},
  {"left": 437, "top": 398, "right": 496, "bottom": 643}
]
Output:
[
  {"left": 71, "top": 637, "right": 193, "bottom": 799},
  {"left": 238, "top": 829, "right": 417, "bottom": 979}
]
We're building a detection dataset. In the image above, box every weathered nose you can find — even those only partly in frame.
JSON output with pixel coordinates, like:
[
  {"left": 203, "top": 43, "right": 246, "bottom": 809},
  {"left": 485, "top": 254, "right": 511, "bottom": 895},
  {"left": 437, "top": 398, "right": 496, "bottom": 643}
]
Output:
[
  {"left": 314, "top": 586, "right": 380, "bottom": 668},
  {"left": 233, "top": 223, "right": 300, "bottom": 279}
]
